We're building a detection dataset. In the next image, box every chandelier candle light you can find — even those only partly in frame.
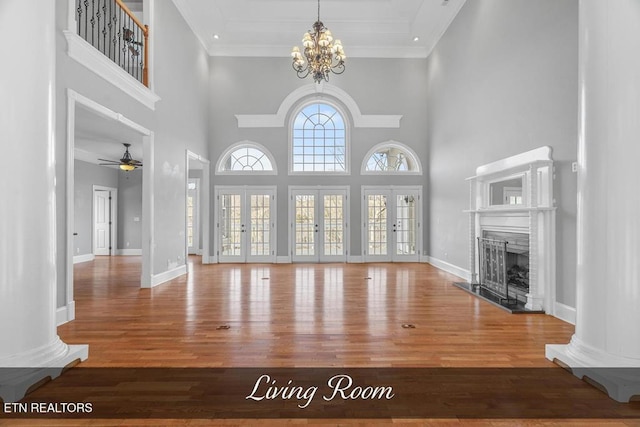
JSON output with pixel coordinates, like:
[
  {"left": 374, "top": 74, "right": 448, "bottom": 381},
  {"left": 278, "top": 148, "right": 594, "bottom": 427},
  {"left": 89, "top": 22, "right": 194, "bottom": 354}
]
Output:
[{"left": 291, "top": 0, "right": 346, "bottom": 83}]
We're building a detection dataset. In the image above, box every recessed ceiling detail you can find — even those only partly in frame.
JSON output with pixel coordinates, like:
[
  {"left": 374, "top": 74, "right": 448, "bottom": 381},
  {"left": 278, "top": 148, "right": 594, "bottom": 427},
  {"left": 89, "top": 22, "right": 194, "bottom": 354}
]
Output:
[{"left": 172, "top": 0, "right": 467, "bottom": 58}]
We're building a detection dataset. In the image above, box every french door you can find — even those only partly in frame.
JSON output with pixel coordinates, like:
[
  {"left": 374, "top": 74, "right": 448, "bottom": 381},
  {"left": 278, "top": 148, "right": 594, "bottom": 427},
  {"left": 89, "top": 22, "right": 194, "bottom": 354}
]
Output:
[
  {"left": 362, "top": 186, "right": 421, "bottom": 262},
  {"left": 290, "top": 186, "right": 349, "bottom": 262},
  {"left": 216, "top": 186, "right": 276, "bottom": 263}
]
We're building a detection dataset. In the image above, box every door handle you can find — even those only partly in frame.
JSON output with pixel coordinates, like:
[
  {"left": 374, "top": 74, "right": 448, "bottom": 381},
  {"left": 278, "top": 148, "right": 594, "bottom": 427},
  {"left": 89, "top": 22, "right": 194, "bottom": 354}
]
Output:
[
  {"left": 241, "top": 224, "right": 246, "bottom": 232},
  {"left": 315, "top": 224, "right": 318, "bottom": 233}
]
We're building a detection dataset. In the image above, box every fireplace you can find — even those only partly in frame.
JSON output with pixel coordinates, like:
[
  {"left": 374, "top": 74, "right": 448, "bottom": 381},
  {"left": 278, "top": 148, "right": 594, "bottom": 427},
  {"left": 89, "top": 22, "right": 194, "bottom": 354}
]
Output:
[
  {"left": 463, "top": 146, "right": 556, "bottom": 313},
  {"left": 478, "top": 231, "right": 530, "bottom": 306}
]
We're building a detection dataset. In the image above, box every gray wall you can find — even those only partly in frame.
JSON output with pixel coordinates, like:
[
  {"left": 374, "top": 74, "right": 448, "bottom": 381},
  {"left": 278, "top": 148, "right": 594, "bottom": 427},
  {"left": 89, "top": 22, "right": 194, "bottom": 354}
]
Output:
[
  {"left": 209, "top": 57, "right": 429, "bottom": 257},
  {"left": 425, "top": 0, "right": 579, "bottom": 306},
  {"left": 74, "top": 160, "right": 119, "bottom": 256},
  {"left": 117, "top": 169, "right": 143, "bottom": 250},
  {"left": 56, "top": 0, "right": 210, "bottom": 306}
]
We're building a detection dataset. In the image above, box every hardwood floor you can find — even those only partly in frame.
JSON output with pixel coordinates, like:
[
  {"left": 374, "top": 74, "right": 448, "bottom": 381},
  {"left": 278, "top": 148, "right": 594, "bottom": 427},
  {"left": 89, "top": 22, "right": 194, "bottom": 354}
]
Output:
[
  {"left": 61, "top": 256, "right": 574, "bottom": 368},
  {"left": 5, "top": 256, "right": 640, "bottom": 426}
]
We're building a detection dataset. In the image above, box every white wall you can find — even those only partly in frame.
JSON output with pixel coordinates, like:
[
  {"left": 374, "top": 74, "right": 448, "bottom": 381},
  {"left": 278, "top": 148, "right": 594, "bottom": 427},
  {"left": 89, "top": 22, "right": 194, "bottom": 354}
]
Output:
[
  {"left": 55, "top": 0, "right": 210, "bottom": 306},
  {"left": 425, "top": 0, "right": 579, "bottom": 307},
  {"left": 73, "top": 160, "right": 119, "bottom": 256},
  {"left": 117, "top": 169, "right": 143, "bottom": 250},
  {"left": 208, "top": 57, "right": 429, "bottom": 257}
]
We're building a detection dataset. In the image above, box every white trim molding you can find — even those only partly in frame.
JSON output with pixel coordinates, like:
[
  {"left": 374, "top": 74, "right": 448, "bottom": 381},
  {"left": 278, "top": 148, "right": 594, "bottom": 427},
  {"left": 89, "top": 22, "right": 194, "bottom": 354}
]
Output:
[
  {"left": 116, "top": 249, "right": 143, "bottom": 256},
  {"left": 73, "top": 253, "right": 95, "bottom": 264},
  {"left": 236, "top": 83, "right": 402, "bottom": 128},
  {"left": 553, "top": 302, "right": 576, "bottom": 325},
  {"left": 425, "top": 256, "right": 471, "bottom": 282},
  {"left": 64, "top": 31, "right": 160, "bottom": 110},
  {"left": 56, "top": 301, "right": 76, "bottom": 326},
  {"left": 147, "top": 265, "right": 188, "bottom": 289},
  {"left": 276, "top": 256, "right": 292, "bottom": 264}
]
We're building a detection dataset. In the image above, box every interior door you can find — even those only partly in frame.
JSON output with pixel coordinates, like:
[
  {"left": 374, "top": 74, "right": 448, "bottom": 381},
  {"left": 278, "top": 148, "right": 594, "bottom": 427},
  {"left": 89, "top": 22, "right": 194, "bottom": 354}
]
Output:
[
  {"left": 363, "top": 186, "right": 421, "bottom": 262},
  {"left": 291, "top": 187, "right": 348, "bottom": 262},
  {"left": 93, "top": 190, "right": 111, "bottom": 256},
  {"left": 217, "top": 187, "right": 275, "bottom": 263}
]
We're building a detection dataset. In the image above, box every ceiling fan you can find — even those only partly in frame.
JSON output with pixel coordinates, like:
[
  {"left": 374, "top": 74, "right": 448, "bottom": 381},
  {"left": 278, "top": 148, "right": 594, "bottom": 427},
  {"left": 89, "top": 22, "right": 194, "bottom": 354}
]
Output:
[{"left": 98, "top": 143, "right": 142, "bottom": 171}]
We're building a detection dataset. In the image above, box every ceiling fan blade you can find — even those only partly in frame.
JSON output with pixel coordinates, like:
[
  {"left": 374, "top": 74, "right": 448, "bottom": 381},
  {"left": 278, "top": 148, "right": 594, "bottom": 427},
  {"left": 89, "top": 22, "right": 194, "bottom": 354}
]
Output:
[{"left": 97, "top": 159, "right": 120, "bottom": 164}]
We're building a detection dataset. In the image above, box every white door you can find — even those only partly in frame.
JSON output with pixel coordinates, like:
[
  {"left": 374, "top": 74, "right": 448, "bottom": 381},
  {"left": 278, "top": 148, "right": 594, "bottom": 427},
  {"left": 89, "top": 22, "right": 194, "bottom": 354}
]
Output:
[
  {"left": 291, "top": 187, "right": 348, "bottom": 262},
  {"left": 216, "top": 186, "right": 276, "bottom": 263},
  {"left": 93, "top": 190, "right": 111, "bottom": 256},
  {"left": 187, "top": 179, "right": 200, "bottom": 255},
  {"left": 363, "top": 186, "right": 421, "bottom": 262}
]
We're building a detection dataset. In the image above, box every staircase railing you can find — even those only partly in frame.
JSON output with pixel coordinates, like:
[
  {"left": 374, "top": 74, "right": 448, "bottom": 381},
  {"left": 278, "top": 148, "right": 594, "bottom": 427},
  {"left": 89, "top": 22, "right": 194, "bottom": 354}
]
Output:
[{"left": 76, "top": 0, "right": 149, "bottom": 87}]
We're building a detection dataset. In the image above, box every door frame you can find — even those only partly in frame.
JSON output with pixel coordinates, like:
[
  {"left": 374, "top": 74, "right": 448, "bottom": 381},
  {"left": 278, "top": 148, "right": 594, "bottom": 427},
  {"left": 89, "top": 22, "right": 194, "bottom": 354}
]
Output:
[
  {"left": 288, "top": 185, "right": 350, "bottom": 263},
  {"left": 185, "top": 150, "right": 211, "bottom": 264},
  {"left": 362, "top": 185, "right": 422, "bottom": 262},
  {"left": 92, "top": 185, "right": 118, "bottom": 256},
  {"left": 214, "top": 185, "right": 277, "bottom": 263},
  {"left": 186, "top": 178, "right": 200, "bottom": 255},
  {"left": 66, "top": 89, "right": 155, "bottom": 326}
]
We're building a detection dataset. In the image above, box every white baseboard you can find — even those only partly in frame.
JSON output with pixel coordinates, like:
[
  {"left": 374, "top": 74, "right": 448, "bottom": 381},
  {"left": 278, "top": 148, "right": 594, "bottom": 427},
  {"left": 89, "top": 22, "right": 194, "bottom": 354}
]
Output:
[
  {"left": 73, "top": 254, "right": 95, "bottom": 264},
  {"left": 56, "top": 301, "right": 76, "bottom": 326},
  {"left": 347, "top": 255, "right": 363, "bottom": 263},
  {"left": 203, "top": 255, "right": 217, "bottom": 264},
  {"left": 145, "top": 264, "right": 188, "bottom": 288},
  {"left": 276, "top": 256, "right": 291, "bottom": 264},
  {"left": 116, "top": 249, "right": 142, "bottom": 256},
  {"left": 553, "top": 302, "right": 576, "bottom": 325},
  {"left": 425, "top": 256, "right": 471, "bottom": 281}
]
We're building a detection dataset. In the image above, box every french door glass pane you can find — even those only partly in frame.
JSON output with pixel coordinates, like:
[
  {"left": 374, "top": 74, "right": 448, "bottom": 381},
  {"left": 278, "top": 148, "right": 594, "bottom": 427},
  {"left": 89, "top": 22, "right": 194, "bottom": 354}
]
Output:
[
  {"left": 187, "top": 195, "right": 194, "bottom": 247},
  {"left": 367, "top": 194, "right": 387, "bottom": 255},
  {"left": 250, "top": 194, "right": 271, "bottom": 256},
  {"left": 323, "top": 194, "right": 343, "bottom": 256},
  {"left": 221, "top": 194, "right": 242, "bottom": 256},
  {"left": 396, "top": 194, "right": 417, "bottom": 255},
  {"left": 295, "top": 195, "right": 315, "bottom": 256}
]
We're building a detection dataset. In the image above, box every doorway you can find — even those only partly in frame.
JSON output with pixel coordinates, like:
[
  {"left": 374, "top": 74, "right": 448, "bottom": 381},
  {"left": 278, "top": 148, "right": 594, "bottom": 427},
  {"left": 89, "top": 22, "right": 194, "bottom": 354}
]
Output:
[
  {"left": 362, "top": 186, "right": 422, "bottom": 262},
  {"left": 215, "top": 186, "right": 276, "bottom": 263},
  {"left": 289, "top": 186, "right": 349, "bottom": 263}
]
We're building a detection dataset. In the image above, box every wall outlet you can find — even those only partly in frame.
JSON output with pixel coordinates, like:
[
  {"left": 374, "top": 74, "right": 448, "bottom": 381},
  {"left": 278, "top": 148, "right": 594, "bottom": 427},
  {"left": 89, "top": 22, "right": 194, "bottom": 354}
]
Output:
[
  {"left": 133, "top": 216, "right": 140, "bottom": 222},
  {"left": 572, "top": 162, "right": 578, "bottom": 172},
  {"left": 76, "top": 248, "right": 80, "bottom": 254},
  {"left": 126, "top": 241, "right": 130, "bottom": 247}
]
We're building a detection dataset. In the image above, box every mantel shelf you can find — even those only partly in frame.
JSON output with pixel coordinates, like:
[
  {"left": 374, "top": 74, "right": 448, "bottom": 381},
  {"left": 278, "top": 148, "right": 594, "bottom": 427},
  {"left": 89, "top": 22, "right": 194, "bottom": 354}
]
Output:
[{"left": 464, "top": 207, "right": 556, "bottom": 214}]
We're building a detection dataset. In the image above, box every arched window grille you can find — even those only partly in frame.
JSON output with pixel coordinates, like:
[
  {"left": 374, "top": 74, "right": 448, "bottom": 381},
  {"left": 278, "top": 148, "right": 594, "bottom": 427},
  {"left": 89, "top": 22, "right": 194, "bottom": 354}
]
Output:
[{"left": 291, "top": 102, "right": 347, "bottom": 173}]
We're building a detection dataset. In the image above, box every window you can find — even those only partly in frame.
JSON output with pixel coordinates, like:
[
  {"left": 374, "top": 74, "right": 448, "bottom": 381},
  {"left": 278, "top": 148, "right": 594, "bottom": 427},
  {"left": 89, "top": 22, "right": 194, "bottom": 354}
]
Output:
[
  {"left": 362, "top": 141, "right": 421, "bottom": 175},
  {"left": 216, "top": 142, "right": 276, "bottom": 175},
  {"left": 291, "top": 102, "right": 347, "bottom": 173}
]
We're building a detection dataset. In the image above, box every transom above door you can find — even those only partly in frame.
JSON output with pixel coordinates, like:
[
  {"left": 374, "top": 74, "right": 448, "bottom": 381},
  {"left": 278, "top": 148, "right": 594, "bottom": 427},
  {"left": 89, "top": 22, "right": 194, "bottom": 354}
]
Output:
[
  {"left": 289, "top": 186, "right": 349, "bottom": 262},
  {"left": 362, "top": 186, "right": 422, "bottom": 262},
  {"left": 215, "top": 186, "right": 276, "bottom": 263}
]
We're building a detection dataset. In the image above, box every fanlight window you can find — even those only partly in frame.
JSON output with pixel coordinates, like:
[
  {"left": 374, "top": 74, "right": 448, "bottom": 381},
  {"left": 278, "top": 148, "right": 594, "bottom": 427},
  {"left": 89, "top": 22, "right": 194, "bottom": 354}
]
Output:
[
  {"left": 218, "top": 143, "right": 276, "bottom": 174},
  {"left": 363, "top": 142, "right": 421, "bottom": 174},
  {"left": 292, "top": 102, "right": 347, "bottom": 173}
]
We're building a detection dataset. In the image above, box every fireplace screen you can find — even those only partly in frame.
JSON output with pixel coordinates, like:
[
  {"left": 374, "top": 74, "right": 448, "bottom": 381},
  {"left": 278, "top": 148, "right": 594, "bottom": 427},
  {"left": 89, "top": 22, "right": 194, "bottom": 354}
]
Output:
[{"left": 478, "top": 232, "right": 530, "bottom": 305}]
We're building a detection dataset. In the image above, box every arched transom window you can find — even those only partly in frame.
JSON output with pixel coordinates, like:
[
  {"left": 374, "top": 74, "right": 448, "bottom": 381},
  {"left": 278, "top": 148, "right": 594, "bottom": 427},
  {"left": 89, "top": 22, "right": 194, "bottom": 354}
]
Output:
[
  {"left": 362, "top": 142, "right": 422, "bottom": 174},
  {"left": 291, "top": 102, "right": 347, "bottom": 173},
  {"left": 217, "top": 142, "right": 276, "bottom": 174}
]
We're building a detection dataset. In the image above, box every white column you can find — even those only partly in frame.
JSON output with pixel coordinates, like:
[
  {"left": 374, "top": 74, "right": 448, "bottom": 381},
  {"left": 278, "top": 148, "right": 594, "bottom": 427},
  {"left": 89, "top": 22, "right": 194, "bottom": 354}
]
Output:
[
  {"left": 546, "top": 0, "right": 640, "bottom": 402},
  {"left": 0, "top": 1, "right": 87, "bottom": 402}
]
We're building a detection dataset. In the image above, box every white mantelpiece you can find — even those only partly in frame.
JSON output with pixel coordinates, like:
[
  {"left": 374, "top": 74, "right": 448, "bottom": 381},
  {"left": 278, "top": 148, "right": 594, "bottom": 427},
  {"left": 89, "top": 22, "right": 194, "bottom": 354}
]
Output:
[{"left": 466, "top": 146, "right": 556, "bottom": 313}]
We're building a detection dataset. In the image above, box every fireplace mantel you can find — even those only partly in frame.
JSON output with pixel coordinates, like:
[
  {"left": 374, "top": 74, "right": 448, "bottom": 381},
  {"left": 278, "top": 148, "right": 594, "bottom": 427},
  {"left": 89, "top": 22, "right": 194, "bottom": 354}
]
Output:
[{"left": 465, "top": 146, "right": 556, "bottom": 313}]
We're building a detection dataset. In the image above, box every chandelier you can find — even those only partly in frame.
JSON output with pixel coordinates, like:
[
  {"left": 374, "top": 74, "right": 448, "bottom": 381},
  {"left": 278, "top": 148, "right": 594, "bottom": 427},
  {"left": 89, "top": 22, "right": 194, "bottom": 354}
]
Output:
[{"left": 291, "top": 0, "right": 346, "bottom": 83}]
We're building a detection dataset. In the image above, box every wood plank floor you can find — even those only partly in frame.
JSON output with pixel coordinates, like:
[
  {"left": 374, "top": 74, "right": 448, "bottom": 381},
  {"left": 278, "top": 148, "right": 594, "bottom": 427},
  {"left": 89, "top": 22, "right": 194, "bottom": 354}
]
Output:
[
  {"left": 60, "top": 256, "right": 574, "bottom": 368},
  {"left": 5, "top": 256, "right": 640, "bottom": 426}
]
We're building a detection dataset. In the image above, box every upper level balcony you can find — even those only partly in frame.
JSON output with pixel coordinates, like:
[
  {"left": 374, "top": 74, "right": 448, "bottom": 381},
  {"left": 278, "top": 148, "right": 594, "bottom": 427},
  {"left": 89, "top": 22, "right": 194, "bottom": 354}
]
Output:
[{"left": 64, "top": 0, "right": 160, "bottom": 109}]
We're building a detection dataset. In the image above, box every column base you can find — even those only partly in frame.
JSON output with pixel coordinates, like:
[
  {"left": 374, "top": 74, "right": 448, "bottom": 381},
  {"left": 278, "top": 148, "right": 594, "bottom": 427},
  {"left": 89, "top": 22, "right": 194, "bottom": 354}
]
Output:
[
  {"left": 0, "top": 342, "right": 88, "bottom": 402},
  {"left": 546, "top": 338, "right": 640, "bottom": 403}
]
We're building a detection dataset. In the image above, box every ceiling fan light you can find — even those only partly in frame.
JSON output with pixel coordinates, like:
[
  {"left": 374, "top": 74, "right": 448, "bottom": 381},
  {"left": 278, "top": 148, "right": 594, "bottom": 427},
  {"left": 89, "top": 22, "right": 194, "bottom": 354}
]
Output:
[{"left": 120, "top": 163, "right": 136, "bottom": 171}]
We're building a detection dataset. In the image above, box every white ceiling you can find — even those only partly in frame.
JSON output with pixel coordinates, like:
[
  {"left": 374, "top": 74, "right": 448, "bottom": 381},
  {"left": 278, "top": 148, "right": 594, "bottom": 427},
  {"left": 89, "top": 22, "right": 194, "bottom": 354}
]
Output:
[
  {"left": 74, "top": 105, "right": 144, "bottom": 167},
  {"left": 172, "top": 0, "right": 467, "bottom": 58}
]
